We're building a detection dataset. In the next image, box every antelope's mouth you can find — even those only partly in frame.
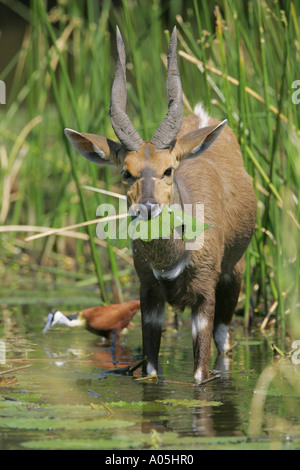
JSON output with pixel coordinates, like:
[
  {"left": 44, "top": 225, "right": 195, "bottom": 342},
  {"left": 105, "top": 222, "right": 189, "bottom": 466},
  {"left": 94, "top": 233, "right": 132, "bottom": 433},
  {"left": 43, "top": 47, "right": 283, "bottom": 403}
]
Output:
[{"left": 129, "top": 202, "right": 163, "bottom": 221}]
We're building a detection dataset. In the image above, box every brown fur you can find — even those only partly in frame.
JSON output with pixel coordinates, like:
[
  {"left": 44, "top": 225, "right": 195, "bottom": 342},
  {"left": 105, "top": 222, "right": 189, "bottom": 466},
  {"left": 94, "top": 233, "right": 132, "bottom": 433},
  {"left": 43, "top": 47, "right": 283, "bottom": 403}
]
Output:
[
  {"left": 65, "top": 113, "right": 256, "bottom": 382},
  {"left": 64, "top": 29, "right": 256, "bottom": 382},
  {"left": 127, "top": 116, "right": 256, "bottom": 381}
]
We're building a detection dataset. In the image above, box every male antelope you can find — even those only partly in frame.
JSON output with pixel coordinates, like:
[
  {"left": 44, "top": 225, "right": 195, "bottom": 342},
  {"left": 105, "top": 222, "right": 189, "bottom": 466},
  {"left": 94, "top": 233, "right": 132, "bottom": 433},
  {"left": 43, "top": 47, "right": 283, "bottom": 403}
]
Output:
[{"left": 65, "top": 27, "right": 256, "bottom": 383}]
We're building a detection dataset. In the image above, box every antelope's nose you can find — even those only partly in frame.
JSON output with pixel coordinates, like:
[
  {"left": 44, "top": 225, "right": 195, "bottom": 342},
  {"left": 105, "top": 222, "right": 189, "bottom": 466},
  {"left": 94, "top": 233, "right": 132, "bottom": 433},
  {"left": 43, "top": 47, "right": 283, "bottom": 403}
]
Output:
[{"left": 138, "top": 200, "right": 160, "bottom": 221}]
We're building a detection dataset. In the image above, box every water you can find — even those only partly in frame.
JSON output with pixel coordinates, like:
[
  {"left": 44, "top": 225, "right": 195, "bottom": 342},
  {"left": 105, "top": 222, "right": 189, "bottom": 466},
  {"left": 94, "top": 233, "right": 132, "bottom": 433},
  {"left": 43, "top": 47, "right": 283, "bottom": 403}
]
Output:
[{"left": 0, "top": 302, "right": 300, "bottom": 450}]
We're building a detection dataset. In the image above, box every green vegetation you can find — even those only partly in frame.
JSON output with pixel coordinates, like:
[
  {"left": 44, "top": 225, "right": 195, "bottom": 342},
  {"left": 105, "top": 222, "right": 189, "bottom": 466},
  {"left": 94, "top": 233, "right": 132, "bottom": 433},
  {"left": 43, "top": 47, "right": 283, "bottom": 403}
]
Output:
[{"left": 0, "top": 0, "right": 299, "bottom": 337}]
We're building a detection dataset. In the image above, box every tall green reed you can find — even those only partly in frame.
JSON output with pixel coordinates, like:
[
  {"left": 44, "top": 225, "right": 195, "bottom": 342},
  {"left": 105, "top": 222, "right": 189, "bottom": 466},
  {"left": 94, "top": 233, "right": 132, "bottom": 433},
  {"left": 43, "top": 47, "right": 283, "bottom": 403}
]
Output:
[{"left": 36, "top": 0, "right": 110, "bottom": 302}]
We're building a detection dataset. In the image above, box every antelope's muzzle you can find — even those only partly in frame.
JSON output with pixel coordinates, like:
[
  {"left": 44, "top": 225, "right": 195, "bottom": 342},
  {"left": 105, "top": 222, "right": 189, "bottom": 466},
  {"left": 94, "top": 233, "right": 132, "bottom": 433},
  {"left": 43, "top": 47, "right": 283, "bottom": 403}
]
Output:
[{"left": 129, "top": 201, "right": 162, "bottom": 221}]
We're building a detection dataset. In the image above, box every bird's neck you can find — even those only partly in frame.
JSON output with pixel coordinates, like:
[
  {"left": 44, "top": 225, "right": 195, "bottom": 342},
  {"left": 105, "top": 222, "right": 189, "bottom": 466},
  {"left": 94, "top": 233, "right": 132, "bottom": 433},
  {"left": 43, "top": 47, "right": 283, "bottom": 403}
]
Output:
[{"left": 55, "top": 311, "right": 86, "bottom": 328}]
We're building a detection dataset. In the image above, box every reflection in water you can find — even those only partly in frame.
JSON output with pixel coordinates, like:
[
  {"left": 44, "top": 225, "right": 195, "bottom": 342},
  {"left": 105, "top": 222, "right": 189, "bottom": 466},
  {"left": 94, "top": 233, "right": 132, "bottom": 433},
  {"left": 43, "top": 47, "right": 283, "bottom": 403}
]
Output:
[
  {"left": 140, "top": 382, "right": 170, "bottom": 435},
  {"left": 191, "top": 380, "right": 243, "bottom": 437},
  {"left": 139, "top": 364, "right": 243, "bottom": 438},
  {"left": 1, "top": 309, "right": 300, "bottom": 448},
  {"left": 44, "top": 338, "right": 136, "bottom": 370}
]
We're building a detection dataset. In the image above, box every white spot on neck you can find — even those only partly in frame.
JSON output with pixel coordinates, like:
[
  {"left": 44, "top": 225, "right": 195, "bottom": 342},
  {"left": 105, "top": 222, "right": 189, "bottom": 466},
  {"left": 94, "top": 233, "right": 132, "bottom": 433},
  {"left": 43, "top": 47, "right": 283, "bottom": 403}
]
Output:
[{"left": 152, "top": 258, "right": 188, "bottom": 281}]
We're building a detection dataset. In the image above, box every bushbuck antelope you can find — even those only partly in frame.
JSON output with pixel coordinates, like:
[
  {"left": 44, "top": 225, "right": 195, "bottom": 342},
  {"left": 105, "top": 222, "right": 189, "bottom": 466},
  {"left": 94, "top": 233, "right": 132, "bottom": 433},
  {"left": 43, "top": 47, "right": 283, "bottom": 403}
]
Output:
[{"left": 64, "top": 27, "right": 256, "bottom": 383}]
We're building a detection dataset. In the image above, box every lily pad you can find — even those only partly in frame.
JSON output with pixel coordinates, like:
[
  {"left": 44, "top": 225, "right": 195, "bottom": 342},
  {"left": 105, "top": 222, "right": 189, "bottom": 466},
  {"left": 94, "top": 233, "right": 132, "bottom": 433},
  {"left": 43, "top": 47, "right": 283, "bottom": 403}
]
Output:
[
  {"left": 103, "top": 399, "right": 222, "bottom": 409},
  {"left": 0, "top": 399, "right": 135, "bottom": 432},
  {"left": 21, "top": 437, "right": 143, "bottom": 450},
  {"left": 1, "top": 416, "right": 135, "bottom": 431},
  {"left": 154, "top": 399, "right": 222, "bottom": 407}
]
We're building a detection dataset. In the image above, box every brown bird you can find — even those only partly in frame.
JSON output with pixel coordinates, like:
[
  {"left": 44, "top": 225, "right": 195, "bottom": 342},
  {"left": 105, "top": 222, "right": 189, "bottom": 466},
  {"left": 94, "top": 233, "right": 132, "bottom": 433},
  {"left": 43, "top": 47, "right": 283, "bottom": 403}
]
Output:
[{"left": 43, "top": 300, "right": 140, "bottom": 343}]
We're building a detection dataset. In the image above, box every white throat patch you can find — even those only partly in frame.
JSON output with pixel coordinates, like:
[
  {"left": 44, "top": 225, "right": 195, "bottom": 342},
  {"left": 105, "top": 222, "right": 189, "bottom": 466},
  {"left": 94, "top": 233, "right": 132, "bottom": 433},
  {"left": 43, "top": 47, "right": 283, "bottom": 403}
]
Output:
[{"left": 152, "top": 258, "right": 188, "bottom": 281}]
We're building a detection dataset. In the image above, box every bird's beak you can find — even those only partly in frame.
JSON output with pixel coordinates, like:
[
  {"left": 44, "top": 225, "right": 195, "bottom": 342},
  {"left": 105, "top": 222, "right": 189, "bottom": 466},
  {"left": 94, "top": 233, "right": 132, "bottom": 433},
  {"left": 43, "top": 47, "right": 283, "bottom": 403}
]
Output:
[{"left": 43, "top": 312, "right": 55, "bottom": 335}]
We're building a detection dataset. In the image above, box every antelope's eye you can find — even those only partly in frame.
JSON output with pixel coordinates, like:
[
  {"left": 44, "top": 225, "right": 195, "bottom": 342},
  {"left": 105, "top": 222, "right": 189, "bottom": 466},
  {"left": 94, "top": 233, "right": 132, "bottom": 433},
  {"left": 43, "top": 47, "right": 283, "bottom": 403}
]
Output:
[
  {"left": 122, "top": 169, "right": 134, "bottom": 181},
  {"left": 163, "top": 166, "right": 173, "bottom": 178}
]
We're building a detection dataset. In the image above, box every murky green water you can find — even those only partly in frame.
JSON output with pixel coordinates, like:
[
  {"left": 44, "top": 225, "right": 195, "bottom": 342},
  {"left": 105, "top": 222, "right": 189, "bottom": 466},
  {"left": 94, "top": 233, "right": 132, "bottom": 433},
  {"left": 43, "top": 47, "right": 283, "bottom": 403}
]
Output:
[{"left": 1, "top": 301, "right": 300, "bottom": 450}]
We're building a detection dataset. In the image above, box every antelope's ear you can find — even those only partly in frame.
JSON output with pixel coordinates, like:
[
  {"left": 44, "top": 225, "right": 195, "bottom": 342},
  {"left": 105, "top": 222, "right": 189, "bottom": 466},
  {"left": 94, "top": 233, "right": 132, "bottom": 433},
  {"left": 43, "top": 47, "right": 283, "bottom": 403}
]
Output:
[
  {"left": 173, "top": 119, "right": 227, "bottom": 162},
  {"left": 64, "top": 128, "right": 123, "bottom": 166}
]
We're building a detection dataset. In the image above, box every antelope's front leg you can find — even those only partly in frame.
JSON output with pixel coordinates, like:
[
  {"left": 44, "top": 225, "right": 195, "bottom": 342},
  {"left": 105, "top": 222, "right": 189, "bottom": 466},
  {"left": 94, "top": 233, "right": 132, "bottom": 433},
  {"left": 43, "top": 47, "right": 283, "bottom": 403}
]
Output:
[
  {"left": 140, "top": 282, "right": 165, "bottom": 376},
  {"left": 191, "top": 296, "right": 215, "bottom": 383}
]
